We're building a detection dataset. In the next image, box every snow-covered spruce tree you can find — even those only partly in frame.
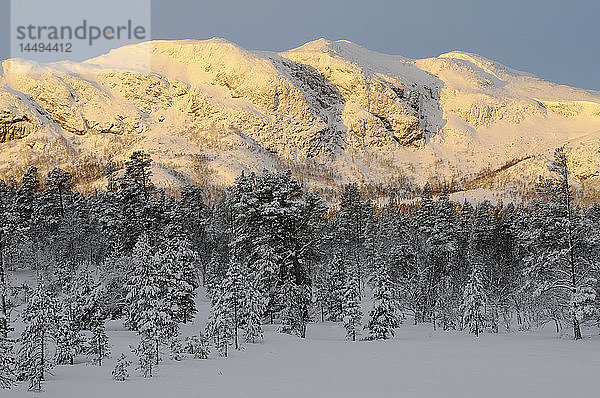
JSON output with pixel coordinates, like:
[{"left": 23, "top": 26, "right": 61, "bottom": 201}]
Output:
[
  {"left": 132, "top": 336, "right": 155, "bottom": 378},
  {"left": 54, "top": 314, "right": 84, "bottom": 365},
  {"left": 220, "top": 260, "right": 246, "bottom": 350},
  {"left": 366, "top": 263, "right": 399, "bottom": 340},
  {"left": 95, "top": 163, "right": 126, "bottom": 254},
  {"left": 124, "top": 234, "right": 155, "bottom": 331},
  {"left": 118, "top": 151, "right": 156, "bottom": 252},
  {"left": 172, "top": 184, "right": 209, "bottom": 283},
  {"left": 62, "top": 268, "right": 106, "bottom": 331},
  {"left": 43, "top": 167, "right": 73, "bottom": 220},
  {"left": 87, "top": 321, "right": 110, "bottom": 366},
  {"left": 461, "top": 257, "right": 487, "bottom": 337},
  {"left": 323, "top": 255, "right": 346, "bottom": 322},
  {"left": 411, "top": 183, "right": 437, "bottom": 323},
  {"left": 279, "top": 275, "right": 311, "bottom": 338},
  {"left": 139, "top": 266, "right": 178, "bottom": 366},
  {"left": 0, "top": 318, "right": 15, "bottom": 389},
  {"left": 98, "top": 254, "right": 130, "bottom": 321},
  {"left": 342, "top": 272, "right": 362, "bottom": 341},
  {"left": 495, "top": 203, "right": 524, "bottom": 332},
  {"left": 126, "top": 235, "right": 178, "bottom": 366},
  {"left": 433, "top": 276, "right": 460, "bottom": 331},
  {"left": 169, "top": 336, "right": 183, "bottom": 361},
  {"left": 158, "top": 236, "right": 199, "bottom": 324},
  {"left": 456, "top": 200, "right": 474, "bottom": 268},
  {"left": 184, "top": 334, "right": 210, "bottom": 359},
  {"left": 519, "top": 147, "right": 598, "bottom": 339},
  {"left": 333, "top": 183, "right": 373, "bottom": 294},
  {"left": 11, "top": 166, "right": 40, "bottom": 245},
  {"left": 18, "top": 277, "right": 60, "bottom": 391},
  {"left": 0, "top": 180, "right": 14, "bottom": 338},
  {"left": 55, "top": 272, "right": 100, "bottom": 366},
  {"left": 112, "top": 353, "right": 131, "bottom": 381},
  {"left": 404, "top": 185, "right": 459, "bottom": 328},
  {"left": 226, "top": 171, "right": 276, "bottom": 321},
  {"left": 393, "top": 212, "right": 426, "bottom": 326},
  {"left": 226, "top": 170, "right": 323, "bottom": 331},
  {"left": 244, "top": 278, "right": 265, "bottom": 344},
  {"left": 313, "top": 265, "right": 329, "bottom": 323},
  {"left": 430, "top": 187, "right": 459, "bottom": 328},
  {"left": 205, "top": 285, "right": 233, "bottom": 357}
]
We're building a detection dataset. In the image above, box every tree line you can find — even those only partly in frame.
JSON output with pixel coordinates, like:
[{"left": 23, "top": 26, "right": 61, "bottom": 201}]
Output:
[{"left": 0, "top": 147, "right": 598, "bottom": 390}]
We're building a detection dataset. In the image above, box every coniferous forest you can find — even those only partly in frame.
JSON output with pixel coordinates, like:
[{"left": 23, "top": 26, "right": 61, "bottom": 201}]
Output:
[{"left": 0, "top": 147, "right": 599, "bottom": 391}]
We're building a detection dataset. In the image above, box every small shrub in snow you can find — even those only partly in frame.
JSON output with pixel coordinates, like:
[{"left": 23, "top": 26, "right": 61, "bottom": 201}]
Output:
[
  {"left": 112, "top": 353, "right": 131, "bottom": 382},
  {"left": 170, "top": 337, "right": 183, "bottom": 361},
  {"left": 184, "top": 334, "right": 210, "bottom": 359},
  {"left": 131, "top": 337, "right": 155, "bottom": 378}
]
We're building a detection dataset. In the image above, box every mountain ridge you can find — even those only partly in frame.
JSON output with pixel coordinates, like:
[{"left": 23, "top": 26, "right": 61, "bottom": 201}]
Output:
[{"left": 1, "top": 38, "right": 599, "bottom": 198}]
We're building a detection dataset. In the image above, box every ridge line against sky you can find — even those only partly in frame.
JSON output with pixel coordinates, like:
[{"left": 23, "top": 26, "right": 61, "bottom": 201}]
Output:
[{"left": 0, "top": 0, "right": 598, "bottom": 91}]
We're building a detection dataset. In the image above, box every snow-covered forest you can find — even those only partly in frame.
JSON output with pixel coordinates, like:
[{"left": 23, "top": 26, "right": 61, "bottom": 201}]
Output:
[{"left": 0, "top": 146, "right": 598, "bottom": 394}]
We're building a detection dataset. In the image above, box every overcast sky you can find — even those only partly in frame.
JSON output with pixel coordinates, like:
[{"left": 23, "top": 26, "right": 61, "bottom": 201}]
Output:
[{"left": 1, "top": 0, "right": 598, "bottom": 90}]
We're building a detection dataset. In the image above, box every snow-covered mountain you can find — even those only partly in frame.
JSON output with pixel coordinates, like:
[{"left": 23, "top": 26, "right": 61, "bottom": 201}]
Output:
[{"left": 1, "top": 38, "right": 599, "bottom": 196}]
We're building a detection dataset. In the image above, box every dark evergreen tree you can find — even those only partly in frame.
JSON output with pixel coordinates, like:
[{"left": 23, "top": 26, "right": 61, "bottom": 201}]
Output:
[
  {"left": 366, "top": 263, "right": 399, "bottom": 340},
  {"left": 132, "top": 336, "right": 155, "bottom": 378},
  {"left": 412, "top": 183, "right": 437, "bottom": 323},
  {"left": 220, "top": 260, "right": 246, "bottom": 350},
  {"left": 0, "top": 180, "right": 12, "bottom": 338},
  {"left": 87, "top": 321, "right": 110, "bottom": 366},
  {"left": 54, "top": 315, "right": 84, "bottom": 365},
  {"left": 158, "top": 236, "right": 198, "bottom": 324},
  {"left": 342, "top": 271, "right": 362, "bottom": 341},
  {"left": 205, "top": 285, "right": 233, "bottom": 357},
  {"left": 124, "top": 235, "right": 155, "bottom": 330},
  {"left": 322, "top": 255, "right": 346, "bottom": 321},
  {"left": 333, "top": 183, "right": 373, "bottom": 293},
  {"left": 112, "top": 353, "right": 131, "bottom": 381},
  {"left": 0, "top": 318, "right": 15, "bottom": 389},
  {"left": 519, "top": 147, "right": 598, "bottom": 339},
  {"left": 461, "top": 256, "right": 486, "bottom": 337},
  {"left": 177, "top": 185, "right": 209, "bottom": 281},
  {"left": 43, "top": 167, "right": 72, "bottom": 219},
  {"left": 119, "top": 151, "right": 157, "bottom": 251},
  {"left": 184, "top": 334, "right": 210, "bottom": 359},
  {"left": 18, "top": 277, "right": 60, "bottom": 391}
]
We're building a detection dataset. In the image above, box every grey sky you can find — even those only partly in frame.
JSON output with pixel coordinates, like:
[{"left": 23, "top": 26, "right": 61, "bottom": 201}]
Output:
[{"left": 2, "top": 0, "right": 598, "bottom": 90}]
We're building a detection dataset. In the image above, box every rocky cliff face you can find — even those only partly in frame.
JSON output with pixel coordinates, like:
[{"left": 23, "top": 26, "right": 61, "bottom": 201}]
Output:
[{"left": 0, "top": 39, "right": 599, "bottom": 195}]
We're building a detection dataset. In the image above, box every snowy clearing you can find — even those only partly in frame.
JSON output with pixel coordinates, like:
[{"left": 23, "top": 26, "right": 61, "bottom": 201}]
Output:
[{"left": 4, "top": 299, "right": 599, "bottom": 398}]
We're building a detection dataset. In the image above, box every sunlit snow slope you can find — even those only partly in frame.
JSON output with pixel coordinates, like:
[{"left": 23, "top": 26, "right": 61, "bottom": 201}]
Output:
[{"left": 1, "top": 39, "right": 599, "bottom": 194}]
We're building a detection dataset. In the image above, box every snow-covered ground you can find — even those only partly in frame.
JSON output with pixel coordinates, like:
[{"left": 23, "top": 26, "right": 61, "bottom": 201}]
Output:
[{"left": 4, "top": 289, "right": 599, "bottom": 398}]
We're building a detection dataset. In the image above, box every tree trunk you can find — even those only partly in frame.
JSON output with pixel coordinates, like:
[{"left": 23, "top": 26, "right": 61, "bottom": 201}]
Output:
[
  {"left": 155, "top": 340, "right": 159, "bottom": 365},
  {"left": 0, "top": 240, "right": 7, "bottom": 337},
  {"left": 98, "top": 338, "right": 102, "bottom": 366},
  {"left": 564, "top": 175, "right": 582, "bottom": 340},
  {"left": 573, "top": 319, "right": 582, "bottom": 340},
  {"left": 234, "top": 302, "right": 239, "bottom": 350},
  {"left": 40, "top": 331, "right": 45, "bottom": 380}
]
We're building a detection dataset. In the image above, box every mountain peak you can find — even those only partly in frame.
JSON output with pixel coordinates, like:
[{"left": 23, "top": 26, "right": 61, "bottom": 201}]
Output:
[{"left": 1, "top": 38, "right": 599, "bottom": 196}]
